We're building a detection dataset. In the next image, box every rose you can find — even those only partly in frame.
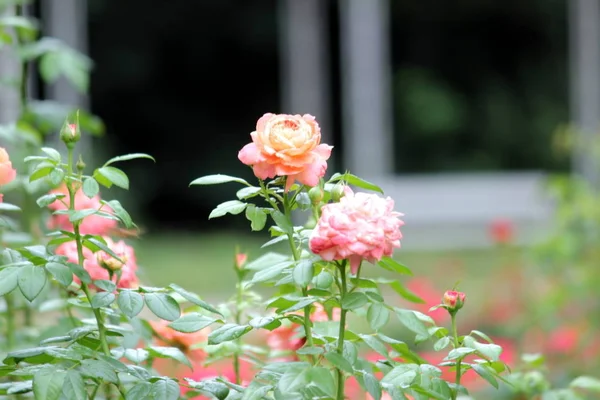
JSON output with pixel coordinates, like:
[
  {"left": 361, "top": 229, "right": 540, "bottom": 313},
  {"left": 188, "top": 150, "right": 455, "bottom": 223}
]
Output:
[
  {"left": 238, "top": 113, "right": 333, "bottom": 191},
  {"left": 0, "top": 147, "right": 17, "bottom": 188},
  {"left": 309, "top": 187, "right": 404, "bottom": 274},
  {"left": 442, "top": 290, "right": 466, "bottom": 311}
]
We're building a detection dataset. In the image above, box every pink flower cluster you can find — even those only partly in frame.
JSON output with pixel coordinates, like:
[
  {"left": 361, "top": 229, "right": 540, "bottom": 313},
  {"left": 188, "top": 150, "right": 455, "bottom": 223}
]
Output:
[
  {"left": 0, "top": 147, "right": 17, "bottom": 202},
  {"left": 55, "top": 237, "right": 138, "bottom": 289},
  {"left": 48, "top": 184, "right": 117, "bottom": 235},
  {"left": 309, "top": 187, "right": 404, "bottom": 274}
]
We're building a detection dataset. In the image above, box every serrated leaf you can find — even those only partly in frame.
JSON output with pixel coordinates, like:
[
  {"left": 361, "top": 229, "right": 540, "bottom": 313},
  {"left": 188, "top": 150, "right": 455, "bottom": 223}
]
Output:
[
  {"left": 363, "top": 371, "right": 382, "bottom": 400},
  {"left": 324, "top": 352, "right": 353, "bottom": 373},
  {"left": 45, "top": 262, "right": 73, "bottom": 286},
  {"left": 91, "top": 291, "right": 115, "bottom": 308},
  {"left": 367, "top": 303, "right": 390, "bottom": 331},
  {"left": 61, "top": 370, "right": 86, "bottom": 400},
  {"left": 209, "top": 200, "right": 247, "bottom": 219},
  {"left": 190, "top": 174, "right": 250, "bottom": 186},
  {"left": 168, "top": 284, "right": 223, "bottom": 316},
  {"left": 104, "top": 153, "right": 155, "bottom": 166},
  {"left": 395, "top": 309, "right": 431, "bottom": 338},
  {"left": 82, "top": 177, "right": 99, "bottom": 198},
  {"left": 341, "top": 292, "right": 368, "bottom": 310},
  {"left": 208, "top": 323, "right": 252, "bottom": 345},
  {"left": 168, "top": 313, "right": 217, "bottom": 333},
  {"left": 145, "top": 293, "right": 180, "bottom": 321},
  {"left": 117, "top": 290, "right": 144, "bottom": 318},
  {"left": 150, "top": 379, "right": 180, "bottom": 400},
  {"left": 307, "top": 367, "right": 336, "bottom": 397},
  {"left": 93, "top": 279, "right": 116, "bottom": 292},
  {"left": 33, "top": 368, "right": 65, "bottom": 400},
  {"left": 0, "top": 267, "right": 19, "bottom": 296},
  {"left": 18, "top": 264, "right": 47, "bottom": 302},
  {"left": 126, "top": 382, "right": 152, "bottom": 400},
  {"left": 80, "top": 359, "right": 118, "bottom": 383}
]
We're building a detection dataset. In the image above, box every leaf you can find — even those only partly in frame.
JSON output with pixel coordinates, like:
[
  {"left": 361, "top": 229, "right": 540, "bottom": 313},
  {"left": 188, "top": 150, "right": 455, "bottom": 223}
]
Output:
[
  {"left": 33, "top": 368, "right": 66, "bottom": 400},
  {"left": 433, "top": 336, "right": 451, "bottom": 351},
  {"left": 168, "top": 313, "right": 217, "bottom": 333},
  {"left": 68, "top": 208, "right": 97, "bottom": 222},
  {"left": 106, "top": 200, "right": 134, "bottom": 228},
  {"left": 367, "top": 303, "right": 390, "bottom": 331},
  {"left": 117, "top": 290, "right": 144, "bottom": 318},
  {"left": 150, "top": 379, "right": 180, "bottom": 400},
  {"left": 377, "top": 257, "right": 412, "bottom": 275},
  {"left": 208, "top": 323, "right": 252, "bottom": 345},
  {"left": 36, "top": 193, "right": 62, "bottom": 208},
  {"left": 168, "top": 284, "right": 223, "bottom": 316},
  {"left": 124, "top": 348, "right": 150, "bottom": 364},
  {"left": 0, "top": 267, "right": 19, "bottom": 296},
  {"left": 270, "top": 210, "right": 293, "bottom": 234},
  {"left": 0, "top": 203, "right": 21, "bottom": 212},
  {"left": 148, "top": 346, "right": 191, "bottom": 369},
  {"left": 236, "top": 186, "right": 261, "bottom": 200},
  {"left": 82, "top": 177, "right": 99, "bottom": 198},
  {"left": 249, "top": 316, "right": 281, "bottom": 330},
  {"left": 18, "top": 264, "right": 47, "bottom": 302},
  {"left": 463, "top": 336, "right": 502, "bottom": 361},
  {"left": 307, "top": 367, "right": 336, "bottom": 397},
  {"left": 91, "top": 292, "right": 115, "bottom": 308},
  {"left": 395, "top": 309, "right": 431, "bottom": 338},
  {"left": 40, "top": 147, "right": 61, "bottom": 162},
  {"left": 93, "top": 279, "right": 116, "bottom": 292},
  {"left": 245, "top": 204, "right": 267, "bottom": 231},
  {"left": 61, "top": 370, "right": 86, "bottom": 400},
  {"left": 94, "top": 166, "right": 129, "bottom": 189},
  {"left": 387, "top": 280, "right": 424, "bottom": 304},
  {"left": 363, "top": 372, "right": 382, "bottom": 400},
  {"left": 45, "top": 262, "right": 73, "bottom": 287},
  {"left": 359, "top": 334, "right": 389, "bottom": 358},
  {"left": 144, "top": 293, "right": 181, "bottom": 321},
  {"left": 292, "top": 260, "right": 314, "bottom": 287},
  {"left": 471, "top": 364, "right": 498, "bottom": 389},
  {"left": 104, "top": 153, "right": 155, "bottom": 166},
  {"left": 126, "top": 382, "right": 152, "bottom": 400},
  {"left": 29, "top": 166, "right": 54, "bottom": 182},
  {"left": 341, "top": 292, "right": 369, "bottom": 310},
  {"left": 80, "top": 359, "right": 118, "bottom": 383},
  {"left": 324, "top": 352, "right": 354, "bottom": 373},
  {"left": 250, "top": 261, "right": 292, "bottom": 284},
  {"left": 190, "top": 174, "right": 250, "bottom": 186},
  {"left": 209, "top": 200, "right": 247, "bottom": 219},
  {"left": 49, "top": 168, "right": 65, "bottom": 186},
  {"left": 329, "top": 172, "right": 383, "bottom": 194},
  {"left": 570, "top": 376, "right": 600, "bottom": 392},
  {"left": 277, "top": 365, "right": 311, "bottom": 394},
  {"left": 381, "top": 365, "right": 418, "bottom": 387}
]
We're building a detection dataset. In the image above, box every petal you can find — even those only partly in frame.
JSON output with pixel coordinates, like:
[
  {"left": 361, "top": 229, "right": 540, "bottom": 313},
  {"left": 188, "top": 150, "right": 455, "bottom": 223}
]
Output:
[
  {"left": 238, "top": 143, "right": 262, "bottom": 165},
  {"left": 252, "top": 162, "right": 277, "bottom": 180},
  {"left": 256, "top": 113, "right": 275, "bottom": 132},
  {"left": 314, "top": 144, "right": 333, "bottom": 160}
]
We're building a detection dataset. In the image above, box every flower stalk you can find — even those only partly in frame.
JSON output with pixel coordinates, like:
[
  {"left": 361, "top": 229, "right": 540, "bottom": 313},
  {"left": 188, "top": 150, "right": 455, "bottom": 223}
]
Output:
[{"left": 336, "top": 261, "right": 348, "bottom": 400}]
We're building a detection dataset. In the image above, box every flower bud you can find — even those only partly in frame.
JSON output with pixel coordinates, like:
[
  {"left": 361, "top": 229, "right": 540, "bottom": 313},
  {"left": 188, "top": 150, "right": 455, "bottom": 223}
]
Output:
[
  {"left": 76, "top": 155, "right": 86, "bottom": 173},
  {"left": 308, "top": 186, "right": 324, "bottom": 205},
  {"left": 235, "top": 252, "right": 247, "bottom": 269},
  {"left": 97, "top": 251, "right": 127, "bottom": 272},
  {"left": 60, "top": 121, "right": 81, "bottom": 147},
  {"left": 331, "top": 183, "right": 345, "bottom": 202},
  {"left": 442, "top": 290, "right": 466, "bottom": 312}
]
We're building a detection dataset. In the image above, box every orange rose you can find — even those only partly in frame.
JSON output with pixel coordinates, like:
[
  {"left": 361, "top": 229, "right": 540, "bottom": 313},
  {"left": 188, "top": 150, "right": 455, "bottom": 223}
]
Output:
[
  {"left": 238, "top": 113, "right": 333, "bottom": 191},
  {"left": 0, "top": 147, "right": 17, "bottom": 186}
]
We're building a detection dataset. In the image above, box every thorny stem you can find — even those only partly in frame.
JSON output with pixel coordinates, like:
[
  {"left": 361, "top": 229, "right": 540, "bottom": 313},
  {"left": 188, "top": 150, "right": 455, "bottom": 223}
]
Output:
[
  {"left": 336, "top": 261, "right": 348, "bottom": 400},
  {"left": 451, "top": 313, "right": 461, "bottom": 400}
]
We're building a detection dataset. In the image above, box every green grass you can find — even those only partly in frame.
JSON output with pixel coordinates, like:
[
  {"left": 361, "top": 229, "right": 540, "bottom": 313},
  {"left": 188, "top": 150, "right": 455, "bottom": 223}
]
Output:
[{"left": 134, "top": 231, "right": 522, "bottom": 302}]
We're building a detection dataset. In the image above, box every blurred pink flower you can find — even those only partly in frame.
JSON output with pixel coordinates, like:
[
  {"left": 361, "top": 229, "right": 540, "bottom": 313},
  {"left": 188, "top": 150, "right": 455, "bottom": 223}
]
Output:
[
  {"left": 546, "top": 325, "right": 581, "bottom": 354},
  {"left": 55, "top": 237, "right": 139, "bottom": 289},
  {"left": 0, "top": 147, "right": 17, "bottom": 187},
  {"left": 489, "top": 218, "right": 515, "bottom": 245},
  {"left": 180, "top": 359, "right": 254, "bottom": 399},
  {"left": 309, "top": 187, "right": 404, "bottom": 274},
  {"left": 150, "top": 318, "right": 210, "bottom": 363},
  {"left": 47, "top": 184, "right": 117, "bottom": 235},
  {"left": 402, "top": 278, "right": 448, "bottom": 325},
  {"left": 238, "top": 113, "right": 332, "bottom": 191}
]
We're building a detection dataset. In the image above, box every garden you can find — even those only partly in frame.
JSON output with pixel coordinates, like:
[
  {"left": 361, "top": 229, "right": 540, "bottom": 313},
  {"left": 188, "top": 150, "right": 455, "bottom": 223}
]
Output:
[{"left": 1, "top": 3, "right": 600, "bottom": 400}]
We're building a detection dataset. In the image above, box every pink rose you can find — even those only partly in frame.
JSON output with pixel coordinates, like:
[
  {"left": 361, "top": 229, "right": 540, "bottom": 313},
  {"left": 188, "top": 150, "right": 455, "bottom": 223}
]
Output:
[
  {"left": 55, "top": 237, "right": 139, "bottom": 289},
  {"left": 238, "top": 113, "right": 333, "bottom": 191},
  {"left": 0, "top": 147, "right": 17, "bottom": 186},
  {"left": 309, "top": 187, "right": 404, "bottom": 274},
  {"left": 47, "top": 184, "right": 117, "bottom": 236}
]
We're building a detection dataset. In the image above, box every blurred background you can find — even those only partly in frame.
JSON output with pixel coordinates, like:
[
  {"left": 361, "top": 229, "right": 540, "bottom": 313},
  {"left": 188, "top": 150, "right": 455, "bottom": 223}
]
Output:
[{"left": 2, "top": 0, "right": 600, "bottom": 396}]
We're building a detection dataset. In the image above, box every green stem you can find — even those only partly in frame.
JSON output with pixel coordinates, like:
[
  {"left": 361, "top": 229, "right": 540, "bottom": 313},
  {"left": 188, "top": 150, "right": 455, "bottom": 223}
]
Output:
[
  {"left": 5, "top": 293, "right": 15, "bottom": 350},
  {"left": 336, "top": 262, "right": 348, "bottom": 400},
  {"left": 451, "top": 313, "right": 461, "bottom": 400},
  {"left": 233, "top": 277, "right": 243, "bottom": 385}
]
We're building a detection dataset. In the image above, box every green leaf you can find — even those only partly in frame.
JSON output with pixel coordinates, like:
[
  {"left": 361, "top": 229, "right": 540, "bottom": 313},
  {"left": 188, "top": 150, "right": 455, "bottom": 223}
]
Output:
[
  {"left": 236, "top": 186, "right": 261, "bottom": 200},
  {"left": 61, "top": 370, "right": 87, "bottom": 400},
  {"left": 91, "top": 292, "right": 115, "bottom": 308},
  {"left": 359, "top": 334, "right": 389, "bottom": 358},
  {"left": 148, "top": 346, "right": 191, "bottom": 369},
  {"left": 270, "top": 210, "right": 293, "bottom": 234},
  {"left": 93, "top": 279, "right": 116, "bottom": 292},
  {"left": 168, "top": 313, "right": 217, "bottom": 333},
  {"left": 377, "top": 257, "right": 412, "bottom": 275},
  {"left": 471, "top": 364, "right": 498, "bottom": 389},
  {"left": 33, "top": 368, "right": 66, "bottom": 400},
  {"left": 307, "top": 367, "right": 336, "bottom": 397},
  {"left": 363, "top": 371, "right": 382, "bottom": 400},
  {"left": 324, "top": 352, "right": 354, "bottom": 373},
  {"left": 104, "top": 153, "right": 155, "bottom": 166},
  {"left": 29, "top": 166, "right": 54, "bottom": 182},
  {"left": 68, "top": 208, "right": 97, "bottom": 222},
  {"left": 124, "top": 348, "right": 150, "bottom": 364},
  {"left": 186, "top": 379, "right": 230, "bottom": 400},
  {"left": 387, "top": 280, "right": 424, "bottom": 304},
  {"left": 245, "top": 204, "right": 267, "bottom": 231},
  {"left": 329, "top": 172, "right": 383, "bottom": 194},
  {"left": 395, "top": 309, "right": 431, "bottom": 338},
  {"left": 570, "top": 376, "right": 600, "bottom": 392},
  {"left": 0, "top": 203, "right": 21, "bottom": 212},
  {"left": 49, "top": 168, "right": 64, "bottom": 186},
  {"left": 250, "top": 261, "right": 292, "bottom": 284},
  {"left": 381, "top": 365, "right": 417, "bottom": 387},
  {"left": 83, "top": 237, "right": 120, "bottom": 260},
  {"left": 45, "top": 262, "right": 73, "bottom": 287},
  {"left": 190, "top": 174, "right": 250, "bottom": 186},
  {"left": 117, "top": 290, "right": 144, "bottom": 318},
  {"left": 463, "top": 336, "right": 502, "bottom": 361},
  {"left": 292, "top": 260, "right": 314, "bottom": 287},
  {"left": 277, "top": 365, "right": 311, "bottom": 394},
  {"left": 40, "top": 147, "right": 61, "bottom": 162},
  {"left": 367, "top": 303, "right": 390, "bottom": 331},
  {"left": 249, "top": 316, "right": 281, "bottom": 330},
  {"left": 168, "top": 284, "right": 223, "bottom": 316},
  {"left": 94, "top": 166, "right": 129, "bottom": 189},
  {"left": 470, "top": 330, "right": 494, "bottom": 343},
  {"left": 0, "top": 267, "right": 19, "bottom": 296},
  {"left": 106, "top": 200, "right": 134, "bottom": 229},
  {"left": 36, "top": 193, "right": 62, "bottom": 208},
  {"left": 314, "top": 271, "right": 334, "bottom": 289},
  {"left": 150, "top": 379, "right": 180, "bottom": 400},
  {"left": 82, "top": 177, "right": 99, "bottom": 198},
  {"left": 433, "top": 336, "right": 451, "bottom": 351},
  {"left": 18, "top": 264, "right": 47, "bottom": 302},
  {"left": 80, "top": 359, "right": 118, "bottom": 383},
  {"left": 126, "top": 382, "right": 152, "bottom": 400},
  {"left": 209, "top": 200, "right": 247, "bottom": 219},
  {"left": 341, "top": 292, "right": 369, "bottom": 310},
  {"left": 144, "top": 293, "right": 181, "bottom": 321},
  {"left": 208, "top": 323, "right": 252, "bottom": 345}
]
